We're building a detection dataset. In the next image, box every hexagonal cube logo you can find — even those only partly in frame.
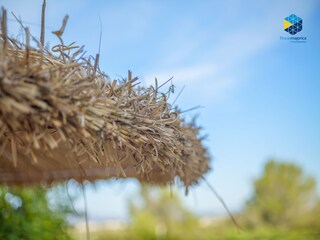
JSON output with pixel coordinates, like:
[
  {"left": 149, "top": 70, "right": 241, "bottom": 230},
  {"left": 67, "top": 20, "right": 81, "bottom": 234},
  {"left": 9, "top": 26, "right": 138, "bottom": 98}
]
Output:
[{"left": 284, "top": 14, "right": 302, "bottom": 35}]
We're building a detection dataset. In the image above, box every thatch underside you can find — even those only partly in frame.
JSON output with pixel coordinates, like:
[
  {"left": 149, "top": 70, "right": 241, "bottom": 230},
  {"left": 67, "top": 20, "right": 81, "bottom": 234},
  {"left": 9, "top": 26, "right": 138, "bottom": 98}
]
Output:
[{"left": 0, "top": 9, "right": 210, "bottom": 187}]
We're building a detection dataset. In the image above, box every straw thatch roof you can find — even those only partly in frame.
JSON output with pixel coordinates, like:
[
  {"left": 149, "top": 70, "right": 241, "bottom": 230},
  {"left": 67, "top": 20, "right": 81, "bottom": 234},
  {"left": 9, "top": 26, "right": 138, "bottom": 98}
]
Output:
[{"left": 0, "top": 8, "right": 210, "bottom": 188}]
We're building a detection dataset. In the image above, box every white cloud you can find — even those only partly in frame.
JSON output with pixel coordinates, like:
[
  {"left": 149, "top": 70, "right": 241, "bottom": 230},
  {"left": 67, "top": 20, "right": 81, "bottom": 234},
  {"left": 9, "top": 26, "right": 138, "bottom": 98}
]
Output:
[
  {"left": 143, "top": 64, "right": 216, "bottom": 86},
  {"left": 142, "top": 65, "right": 237, "bottom": 105},
  {"left": 141, "top": 0, "right": 317, "bottom": 104}
]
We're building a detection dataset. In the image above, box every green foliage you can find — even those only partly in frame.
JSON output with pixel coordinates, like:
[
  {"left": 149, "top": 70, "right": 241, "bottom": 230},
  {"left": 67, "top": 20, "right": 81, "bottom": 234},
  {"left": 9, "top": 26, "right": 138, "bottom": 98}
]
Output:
[
  {"left": 245, "top": 160, "right": 318, "bottom": 229},
  {"left": 0, "top": 185, "right": 74, "bottom": 240},
  {"left": 91, "top": 160, "right": 320, "bottom": 240},
  {"left": 127, "top": 185, "right": 199, "bottom": 239}
]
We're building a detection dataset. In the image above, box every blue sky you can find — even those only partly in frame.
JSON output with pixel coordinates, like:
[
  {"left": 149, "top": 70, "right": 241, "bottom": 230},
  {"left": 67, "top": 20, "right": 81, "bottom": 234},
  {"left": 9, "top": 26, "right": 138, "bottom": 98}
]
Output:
[{"left": 1, "top": 0, "right": 320, "bottom": 221}]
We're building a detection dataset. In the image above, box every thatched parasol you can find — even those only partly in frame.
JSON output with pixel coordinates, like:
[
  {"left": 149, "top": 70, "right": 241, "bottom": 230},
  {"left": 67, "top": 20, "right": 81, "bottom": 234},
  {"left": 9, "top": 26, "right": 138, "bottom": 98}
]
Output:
[{"left": 0, "top": 7, "right": 210, "bottom": 189}]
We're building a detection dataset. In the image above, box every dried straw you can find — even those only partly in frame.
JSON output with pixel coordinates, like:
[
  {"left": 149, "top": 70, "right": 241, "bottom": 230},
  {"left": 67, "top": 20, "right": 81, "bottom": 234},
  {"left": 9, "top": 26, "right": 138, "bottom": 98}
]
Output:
[{"left": 0, "top": 7, "right": 210, "bottom": 188}]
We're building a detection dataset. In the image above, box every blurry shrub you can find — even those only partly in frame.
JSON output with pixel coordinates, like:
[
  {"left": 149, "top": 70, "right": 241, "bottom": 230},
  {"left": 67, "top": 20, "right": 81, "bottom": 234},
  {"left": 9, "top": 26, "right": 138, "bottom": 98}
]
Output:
[
  {"left": 245, "top": 159, "right": 319, "bottom": 231},
  {"left": 128, "top": 185, "right": 199, "bottom": 239},
  {"left": 0, "top": 185, "right": 75, "bottom": 240}
]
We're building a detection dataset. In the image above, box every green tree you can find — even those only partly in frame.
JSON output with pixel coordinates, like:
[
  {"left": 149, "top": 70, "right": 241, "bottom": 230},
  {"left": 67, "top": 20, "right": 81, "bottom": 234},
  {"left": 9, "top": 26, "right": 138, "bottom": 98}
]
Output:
[
  {"left": 128, "top": 185, "right": 198, "bottom": 239},
  {"left": 245, "top": 160, "right": 318, "bottom": 228},
  {"left": 0, "top": 185, "right": 75, "bottom": 240}
]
